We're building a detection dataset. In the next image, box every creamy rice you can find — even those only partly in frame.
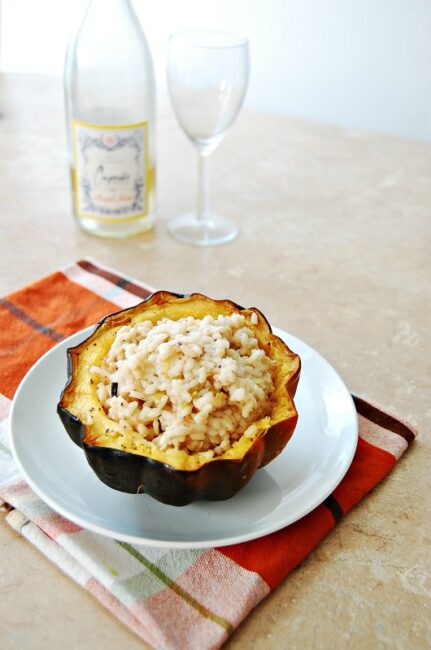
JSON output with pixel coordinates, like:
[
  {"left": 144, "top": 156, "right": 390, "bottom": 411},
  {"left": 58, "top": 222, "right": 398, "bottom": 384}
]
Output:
[{"left": 90, "top": 312, "right": 275, "bottom": 457}]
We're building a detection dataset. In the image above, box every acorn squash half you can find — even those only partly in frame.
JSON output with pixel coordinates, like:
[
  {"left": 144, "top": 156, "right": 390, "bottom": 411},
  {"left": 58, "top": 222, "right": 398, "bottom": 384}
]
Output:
[{"left": 57, "top": 291, "right": 301, "bottom": 506}]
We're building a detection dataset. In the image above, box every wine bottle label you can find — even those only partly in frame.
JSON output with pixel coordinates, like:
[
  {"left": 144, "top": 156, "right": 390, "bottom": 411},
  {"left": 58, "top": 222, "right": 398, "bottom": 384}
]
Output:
[{"left": 72, "top": 120, "right": 149, "bottom": 222}]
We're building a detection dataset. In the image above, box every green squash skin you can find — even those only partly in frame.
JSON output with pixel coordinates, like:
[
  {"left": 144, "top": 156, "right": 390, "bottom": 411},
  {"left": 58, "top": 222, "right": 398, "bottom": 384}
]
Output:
[
  {"left": 57, "top": 402, "right": 268, "bottom": 506},
  {"left": 57, "top": 291, "right": 300, "bottom": 507}
]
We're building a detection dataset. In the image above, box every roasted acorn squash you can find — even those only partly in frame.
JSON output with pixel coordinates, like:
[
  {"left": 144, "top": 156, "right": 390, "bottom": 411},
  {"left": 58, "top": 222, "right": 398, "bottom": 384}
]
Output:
[{"left": 57, "top": 291, "right": 300, "bottom": 506}]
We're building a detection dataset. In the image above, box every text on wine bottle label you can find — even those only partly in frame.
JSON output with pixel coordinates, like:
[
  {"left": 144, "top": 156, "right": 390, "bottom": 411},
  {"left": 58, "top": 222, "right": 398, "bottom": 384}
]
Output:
[{"left": 72, "top": 120, "right": 149, "bottom": 222}]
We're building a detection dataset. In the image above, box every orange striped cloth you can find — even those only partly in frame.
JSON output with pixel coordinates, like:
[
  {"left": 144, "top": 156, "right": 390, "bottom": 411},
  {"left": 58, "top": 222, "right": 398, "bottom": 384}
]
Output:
[{"left": 0, "top": 260, "right": 416, "bottom": 649}]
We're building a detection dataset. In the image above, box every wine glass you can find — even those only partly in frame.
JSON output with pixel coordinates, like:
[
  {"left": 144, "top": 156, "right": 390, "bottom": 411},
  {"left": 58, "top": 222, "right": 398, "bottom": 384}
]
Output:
[{"left": 167, "top": 31, "right": 249, "bottom": 246}]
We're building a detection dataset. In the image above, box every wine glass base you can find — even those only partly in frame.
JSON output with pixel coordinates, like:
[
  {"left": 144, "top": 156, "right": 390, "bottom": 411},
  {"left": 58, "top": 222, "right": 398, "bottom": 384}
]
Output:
[{"left": 167, "top": 213, "right": 239, "bottom": 246}]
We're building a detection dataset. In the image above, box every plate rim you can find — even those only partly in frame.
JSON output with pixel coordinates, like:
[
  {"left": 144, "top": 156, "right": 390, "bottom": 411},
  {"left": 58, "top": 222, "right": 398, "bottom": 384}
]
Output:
[{"left": 9, "top": 325, "right": 358, "bottom": 549}]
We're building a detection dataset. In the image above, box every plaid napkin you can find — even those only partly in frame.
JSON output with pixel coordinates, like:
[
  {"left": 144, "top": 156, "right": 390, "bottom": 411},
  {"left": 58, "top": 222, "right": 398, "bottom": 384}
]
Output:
[{"left": 0, "top": 260, "right": 416, "bottom": 650}]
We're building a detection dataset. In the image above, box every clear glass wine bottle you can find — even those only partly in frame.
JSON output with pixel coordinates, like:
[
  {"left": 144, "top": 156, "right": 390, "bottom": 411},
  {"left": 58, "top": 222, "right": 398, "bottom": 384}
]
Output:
[{"left": 64, "top": 0, "right": 156, "bottom": 238}]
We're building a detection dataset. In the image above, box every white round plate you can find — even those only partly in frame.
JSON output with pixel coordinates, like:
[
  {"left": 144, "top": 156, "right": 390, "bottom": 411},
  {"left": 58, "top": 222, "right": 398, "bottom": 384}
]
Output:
[{"left": 9, "top": 326, "right": 357, "bottom": 549}]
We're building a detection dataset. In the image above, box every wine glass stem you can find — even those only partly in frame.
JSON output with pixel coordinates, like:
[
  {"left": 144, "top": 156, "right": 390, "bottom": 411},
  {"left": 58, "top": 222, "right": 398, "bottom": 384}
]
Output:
[{"left": 197, "top": 152, "right": 210, "bottom": 225}]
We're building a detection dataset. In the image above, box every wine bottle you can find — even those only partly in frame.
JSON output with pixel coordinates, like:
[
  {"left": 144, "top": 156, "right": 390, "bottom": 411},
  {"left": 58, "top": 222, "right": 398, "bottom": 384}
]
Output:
[{"left": 64, "top": 0, "right": 156, "bottom": 238}]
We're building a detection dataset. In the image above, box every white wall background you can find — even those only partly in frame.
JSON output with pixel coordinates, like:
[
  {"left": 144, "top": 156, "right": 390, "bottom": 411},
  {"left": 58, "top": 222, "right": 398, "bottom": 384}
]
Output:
[{"left": 1, "top": 0, "right": 431, "bottom": 142}]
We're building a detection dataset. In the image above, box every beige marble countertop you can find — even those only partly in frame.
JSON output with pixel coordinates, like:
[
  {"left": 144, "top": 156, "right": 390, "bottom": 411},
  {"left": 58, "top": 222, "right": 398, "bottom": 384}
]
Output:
[{"left": 0, "top": 74, "right": 430, "bottom": 649}]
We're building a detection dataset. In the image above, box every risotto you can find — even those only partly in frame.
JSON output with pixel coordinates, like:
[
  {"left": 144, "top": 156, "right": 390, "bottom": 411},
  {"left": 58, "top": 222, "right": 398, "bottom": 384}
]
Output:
[{"left": 90, "top": 312, "right": 275, "bottom": 457}]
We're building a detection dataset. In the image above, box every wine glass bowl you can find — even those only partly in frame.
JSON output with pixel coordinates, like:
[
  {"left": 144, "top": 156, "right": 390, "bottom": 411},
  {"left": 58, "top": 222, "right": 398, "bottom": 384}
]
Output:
[{"left": 167, "top": 31, "right": 249, "bottom": 246}]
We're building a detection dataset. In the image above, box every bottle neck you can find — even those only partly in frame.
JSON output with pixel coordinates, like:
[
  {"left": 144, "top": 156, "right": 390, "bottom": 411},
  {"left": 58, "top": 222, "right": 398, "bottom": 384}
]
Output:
[
  {"left": 86, "top": 0, "right": 133, "bottom": 14},
  {"left": 89, "top": 0, "right": 131, "bottom": 6}
]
